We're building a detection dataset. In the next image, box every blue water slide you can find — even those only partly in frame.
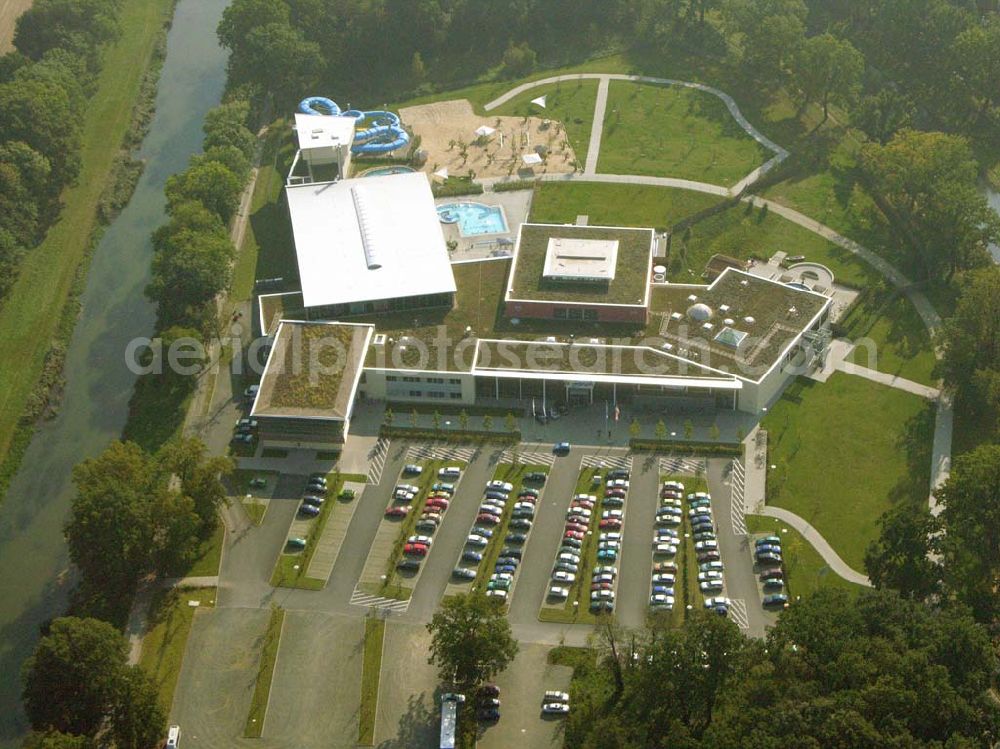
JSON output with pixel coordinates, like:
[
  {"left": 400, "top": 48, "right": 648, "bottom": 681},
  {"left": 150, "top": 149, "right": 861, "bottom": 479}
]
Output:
[{"left": 297, "top": 97, "right": 411, "bottom": 154}]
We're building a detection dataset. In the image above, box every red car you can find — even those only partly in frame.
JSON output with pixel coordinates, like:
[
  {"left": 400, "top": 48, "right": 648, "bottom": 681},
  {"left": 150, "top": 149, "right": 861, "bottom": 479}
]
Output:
[
  {"left": 565, "top": 522, "right": 588, "bottom": 533},
  {"left": 599, "top": 519, "right": 622, "bottom": 530},
  {"left": 427, "top": 492, "right": 451, "bottom": 501},
  {"left": 517, "top": 493, "right": 539, "bottom": 502},
  {"left": 476, "top": 513, "right": 500, "bottom": 525},
  {"left": 605, "top": 489, "right": 627, "bottom": 499},
  {"left": 403, "top": 543, "right": 428, "bottom": 556},
  {"left": 591, "top": 582, "right": 613, "bottom": 591},
  {"left": 564, "top": 530, "right": 585, "bottom": 541},
  {"left": 571, "top": 500, "right": 594, "bottom": 510},
  {"left": 385, "top": 506, "right": 409, "bottom": 518},
  {"left": 425, "top": 498, "right": 450, "bottom": 510}
]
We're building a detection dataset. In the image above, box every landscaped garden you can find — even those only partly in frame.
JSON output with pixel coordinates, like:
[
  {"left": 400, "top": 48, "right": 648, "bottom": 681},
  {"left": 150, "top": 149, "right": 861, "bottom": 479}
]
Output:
[
  {"left": 598, "top": 81, "right": 770, "bottom": 185},
  {"left": 762, "top": 373, "right": 934, "bottom": 571}
]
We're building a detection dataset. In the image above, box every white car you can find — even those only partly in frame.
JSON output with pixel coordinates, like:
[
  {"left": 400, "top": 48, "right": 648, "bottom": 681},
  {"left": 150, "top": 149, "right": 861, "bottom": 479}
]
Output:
[
  {"left": 567, "top": 507, "right": 592, "bottom": 519},
  {"left": 591, "top": 589, "right": 615, "bottom": 600},
  {"left": 548, "top": 585, "right": 569, "bottom": 599},
  {"left": 542, "top": 702, "right": 570, "bottom": 715},
  {"left": 652, "top": 573, "right": 676, "bottom": 584},
  {"left": 656, "top": 516, "right": 682, "bottom": 526},
  {"left": 438, "top": 466, "right": 462, "bottom": 478},
  {"left": 467, "top": 534, "right": 489, "bottom": 547},
  {"left": 650, "top": 593, "right": 675, "bottom": 607},
  {"left": 591, "top": 572, "right": 615, "bottom": 583},
  {"left": 394, "top": 491, "right": 415, "bottom": 502},
  {"left": 513, "top": 502, "right": 536, "bottom": 512},
  {"left": 486, "top": 589, "right": 508, "bottom": 600},
  {"left": 574, "top": 493, "right": 596, "bottom": 501},
  {"left": 700, "top": 579, "right": 724, "bottom": 592},
  {"left": 663, "top": 481, "right": 685, "bottom": 491},
  {"left": 601, "top": 509, "right": 624, "bottom": 519},
  {"left": 700, "top": 561, "right": 725, "bottom": 572},
  {"left": 397, "top": 484, "right": 420, "bottom": 493},
  {"left": 698, "top": 570, "right": 723, "bottom": 582},
  {"left": 543, "top": 690, "right": 569, "bottom": 703},
  {"left": 593, "top": 565, "right": 617, "bottom": 575},
  {"left": 599, "top": 532, "right": 621, "bottom": 541},
  {"left": 407, "top": 535, "right": 433, "bottom": 546},
  {"left": 687, "top": 491, "right": 710, "bottom": 501},
  {"left": 558, "top": 552, "right": 581, "bottom": 564},
  {"left": 608, "top": 478, "right": 629, "bottom": 489},
  {"left": 598, "top": 540, "right": 621, "bottom": 550},
  {"left": 653, "top": 543, "right": 678, "bottom": 555},
  {"left": 689, "top": 507, "right": 713, "bottom": 517},
  {"left": 487, "top": 480, "right": 514, "bottom": 492},
  {"left": 552, "top": 570, "right": 576, "bottom": 583},
  {"left": 491, "top": 572, "right": 514, "bottom": 582},
  {"left": 704, "top": 596, "right": 730, "bottom": 609},
  {"left": 694, "top": 539, "right": 719, "bottom": 551},
  {"left": 660, "top": 498, "right": 682, "bottom": 508}
]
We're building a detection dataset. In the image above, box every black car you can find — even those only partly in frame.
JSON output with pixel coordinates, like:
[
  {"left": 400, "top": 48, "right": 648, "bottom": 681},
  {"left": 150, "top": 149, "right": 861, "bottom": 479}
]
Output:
[
  {"left": 496, "top": 556, "right": 519, "bottom": 567},
  {"left": 561, "top": 537, "right": 583, "bottom": 549},
  {"left": 462, "top": 550, "right": 483, "bottom": 563},
  {"left": 524, "top": 472, "right": 547, "bottom": 484},
  {"left": 607, "top": 468, "right": 630, "bottom": 480},
  {"left": 509, "top": 518, "right": 533, "bottom": 530},
  {"left": 480, "top": 684, "right": 500, "bottom": 698},
  {"left": 397, "top": 559, "right": 420, "bottom": 571},
  {"left": 478, "top": 707, "right": 500, "bottom": 722},
  {"left": 500, "top": 547, "right": 523, "bottom": 559},
  {"left": 505, "top": 532, "right": 528, "bottom": 544}
]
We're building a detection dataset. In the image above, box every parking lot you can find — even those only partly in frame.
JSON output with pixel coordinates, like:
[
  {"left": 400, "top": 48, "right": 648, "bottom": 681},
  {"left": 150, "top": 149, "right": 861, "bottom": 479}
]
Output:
[{"left": 373, "top": 620, "right": 441, "bottom": 748}]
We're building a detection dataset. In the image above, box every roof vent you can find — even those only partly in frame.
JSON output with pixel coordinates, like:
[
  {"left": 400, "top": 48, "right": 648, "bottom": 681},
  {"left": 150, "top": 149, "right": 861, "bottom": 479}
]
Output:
[
  {"left": 687, "top": 303, "right": 713, "bottom": 322},
  {"left": 351, "top": 187, "right": 382, "bottom": 270}
]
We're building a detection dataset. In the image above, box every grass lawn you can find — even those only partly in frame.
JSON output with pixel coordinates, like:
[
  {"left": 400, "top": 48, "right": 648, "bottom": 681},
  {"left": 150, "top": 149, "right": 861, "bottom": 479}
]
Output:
[
  {"left": 491, "top": 78, "right": 599, "bottom": 163},
  {"left": 242, "top": 500, "right": 268, "bottom": 525},
  {"left": 598, "top": 81, "right": 770, "bottom": 185},
  {"left": 0, "top": 0, "right": 175, "bottom": 483},
  {"left": 184, "top": 522, "right": 225, "bottom": 577},
  {"left": 139, "top": 586, "right": 217, "bottom": 712},
  {"left": 762, "top": 373, "right": 934, "bottom": 571},
  {"left": 746, "top": 515, "right": 863, "bottom": 597},
  {"left": 358, "top": 616, "right": 386, "bottom": 745},
  {"left": 677, "top": 201, "right": 878, "bottom": 287},
  {"left": 244, "top": 606, "right": 285, "bottom": 738},
  {"left": 667, "top": 474, "right": 708, "bottom": 626},
  {"left": 529, "top": 181, "right": 720, "bottom": 230},
  {"left": 841, "top": 288, "right": 938, "bottom": 387}
]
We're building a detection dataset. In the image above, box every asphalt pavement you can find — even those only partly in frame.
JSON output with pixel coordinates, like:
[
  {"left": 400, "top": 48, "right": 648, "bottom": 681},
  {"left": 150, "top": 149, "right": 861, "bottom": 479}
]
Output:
[{"left": 615, "top": 454, "right": 660, "bottom": 629}]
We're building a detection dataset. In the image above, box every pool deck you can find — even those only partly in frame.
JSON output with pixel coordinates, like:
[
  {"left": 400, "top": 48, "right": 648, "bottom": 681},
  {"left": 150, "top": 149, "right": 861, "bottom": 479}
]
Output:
[{"left": 437, "top": 189, "right": 533, "bottom": 262}]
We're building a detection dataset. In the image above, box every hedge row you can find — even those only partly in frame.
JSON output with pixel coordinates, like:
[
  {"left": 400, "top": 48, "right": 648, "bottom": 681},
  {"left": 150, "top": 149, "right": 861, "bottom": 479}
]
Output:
[{"left": 629, "top": 439, "right": 742, "bottom": 456}]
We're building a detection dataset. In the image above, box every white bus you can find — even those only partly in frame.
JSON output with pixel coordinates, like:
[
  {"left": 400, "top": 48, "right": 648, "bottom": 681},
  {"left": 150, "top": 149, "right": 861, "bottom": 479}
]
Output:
[{"left": 439, "top": 693, "right": 465, "bottom": 749}]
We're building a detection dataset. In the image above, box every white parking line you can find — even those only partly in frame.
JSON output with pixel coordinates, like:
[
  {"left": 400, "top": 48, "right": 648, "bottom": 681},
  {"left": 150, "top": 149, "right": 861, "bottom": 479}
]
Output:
[
  {"left": 406, "top": 445, "right": 476, "bottom": 463},
  {"left": 730, "top": 459, "right": 748, "bottom": 536},
  {"left": 581, "top": 454, "right": 632, "bottom": 470},
  {"left": 728, "top": 598, "right": 749, "bottom": 629},
  {"left": 350, "top": 588, "right": 410, "bottom": 613},
  {"left": 367, "top": 438, "right": 389, "bottom": 485},
  {"left": 500, "top": 450, "right": 556, "bottom": 467},
  {"left": 658, "top": 457, "right": 706, "bottom": 475}
]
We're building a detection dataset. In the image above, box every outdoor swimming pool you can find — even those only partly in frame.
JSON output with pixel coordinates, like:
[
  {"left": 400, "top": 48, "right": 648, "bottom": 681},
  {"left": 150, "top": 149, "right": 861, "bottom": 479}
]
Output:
[
  {"left": 361, "top": 165, "right": 415, "bottom": 177},
  {"left": 437, "top": 202, "right": 509, "bottom": 236}
]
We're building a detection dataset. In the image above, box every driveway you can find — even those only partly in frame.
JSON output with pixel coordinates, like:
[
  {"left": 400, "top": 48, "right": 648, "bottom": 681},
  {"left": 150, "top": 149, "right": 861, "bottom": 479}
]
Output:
[
  {"left": 615, "top": 453, "right": 660, "bottom": 629},
  {"left": 169, "top": 607, "right": 272, "bottom": 747},
  {"left": 263, "top": 611, "right": 365, "bottom": 747},
  {"left": 476, "top": 643, "right": 571, "bottom": 749},
  {"left": 374, "top": 620, "right": 440, "bottom": 749}
]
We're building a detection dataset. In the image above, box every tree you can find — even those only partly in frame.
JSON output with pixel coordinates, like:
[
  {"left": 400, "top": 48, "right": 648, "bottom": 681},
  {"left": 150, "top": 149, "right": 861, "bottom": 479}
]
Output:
[
  {"left": 937, "top": 445, "right": 1000, "bottom": 621},
  {"left": 427, "top": 594, "right": 517, "bottom": 688},
  {"left": 459, "top": 410, "right": 469, "bottom": 431},
  {"left": 14, "top": 0, "right": 121, "bottom": 68},
  {"left": 709, "top": 423, "right": 720, "bottom": 441},
  {"left": 410, "top": 51, "right": 426, "bottom": 84},
  {"left": 157, "top": 437, "right": 233, "bottom": 534},
  {"left": 950, "top": 16, "right": 1000, "bottom": 131},
  {"left": 107, "top": 666, "right": 165, "bottom": 749},
  {"left": 22, "top": 617, "right": 128, "bottom": 736},
  {"left": 193, "top": 145, "right": 251, "bottom": 182},
  {"left": 501, "top": 41, "right": 536, "bottom": 78},
  {"left": 202, "top": 99, "right": 256, "bottom": 159},
  {"left": 384, "top": 407, "right": 394, "bottom": 427},
  {"left": 482, "top": 414, "right": 494, "bottom": 431},
  {"left": 655, "top": 419, "right": 668, "bottom": 442},
  {"left": 147, "top": 226, "right": 234, "bottom": 328},
  {"left": 720, "top": 0, "right": 807, "bottom": 85},
  {"left": 410, "top": 408, "right": 418, "bottom": 428},
  {"left": 0, "top": 141, "right": 52, "bottom": 244},
  {"left": 504, "top": 412, "right": 517, "bottom": 434},
  {"left": 854, "top": 89, "right": 914, "bottom": 145},
  {"left": 22, "top": 731, "right": 93, "bottom": 749},
  {"left": 226, "top": 21, "right": 322, "bottom": 107},
  {"left": 860, "top": 129, "right": 999, "bottom": 280},
  {"left": 629, "top": 418, "right": 641, "bottom": 439},
  {"left": 431, "top": 410, "right": 441, "bottom": 431},
  {"left": 790, "top": 33, "right": 863, "bottom": 122},
  {"left": 864, "top": 500, "right": 942, "bottom": 600},
  {"left": 683, "top": 419, "right": 694, "bottom": 440},
  {"left": 164, "top": 160, "right": 243, "bottom": 223}
]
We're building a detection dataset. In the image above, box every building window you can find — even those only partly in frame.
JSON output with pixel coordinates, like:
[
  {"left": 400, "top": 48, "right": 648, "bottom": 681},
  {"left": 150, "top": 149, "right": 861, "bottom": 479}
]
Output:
[
  {"left": 386, "top": 375, "right": 398, "bottom": 382},
  {"left": 567, "top": 307, "right": 583, "bottom": 320},
  {"left": 427, "top": 377, "right": 444, "bottom": 384},
  {"left": 402, "top": 376, "right": 419, "bottom": 383},
  {"left": 428, "top": 392, "right": 445, "bottom": 398},
  {"left": 554, "top": 308, "right": 567, "bottom": 319},
  {"left": 409, "top": 390, "right": 421, "bottom": 397},
  {"left": 448, "top": 378, "right": 461, "bottom": 384},
  {"left": 583, "top": 309, "right": 597, "bottom": 321},
  {"left": 450, "top": 392, "right": 462, "bottom": 399}
]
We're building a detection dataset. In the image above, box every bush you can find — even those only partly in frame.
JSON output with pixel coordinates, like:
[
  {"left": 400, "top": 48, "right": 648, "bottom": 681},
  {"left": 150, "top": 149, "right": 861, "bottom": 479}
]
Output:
[
  {"left": 380, "top": 425, "right": 518, "bottom": 444},
  {"left": 493, "top": 179, "right": 538, "bottom": 192},
  {"left": 431, "top": 179, "right": 484, "bottom": 198},
  {"left": 501, "top": 41, "right": 536, "bottom": 78},
  {"left": 628, "top": 439, "right": 741, "bottom": 456}
]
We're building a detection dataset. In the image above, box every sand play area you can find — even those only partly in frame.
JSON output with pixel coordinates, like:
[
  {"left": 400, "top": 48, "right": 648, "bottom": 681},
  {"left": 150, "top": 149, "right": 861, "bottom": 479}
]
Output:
[{"left": 400, "top": 99, "right": 579, "bottom": 180}]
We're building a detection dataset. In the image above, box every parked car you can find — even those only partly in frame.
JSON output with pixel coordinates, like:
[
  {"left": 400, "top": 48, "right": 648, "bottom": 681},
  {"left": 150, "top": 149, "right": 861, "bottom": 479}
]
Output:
[
  {"left": 698, "top": 571, "right": 723, "bottom": 582},
  {"left": 487, "top": 480, "right": 514, "bottom": 492},
  {"left": 462, "top": 550, "right": 483, "bottom": 563},
  {"left": 653, "top": 562, "right": 678, "bottom": 573},
  {"left": 697, "top": 550, "right": 721, "bottom": 563},
  {"left": 699, "top": 579, "right": 724, "bottom": 592},
  {"left": 403, "top": 543, "right": 427, "bottom": 556},
  {"left": 303, "top": 495, "right": 325, "bottom": 507},
  {"left": 763, "top": 593, "right": 790, "bottom": 608},
  {"left": 756, "top": 551, "right": 783, "bottom": 565},
  {"left": 403, "top": 464, "right": 423, "bottom": 475},
  {"left": 450, "top": 567, "right": 474, "bottom": 579},
  {"left": 524, "top": 472, "right": 547, "bottom": 483},
  {"left": 700, "top": 561, "right": 724, "bottom": 572},
  {"left": 552, "top": 571, "right": 576, "bottom": 583},
  {"left": 476, "top": 513, "right": 500, "bottom": 525},
  {"left": 467, "top": 534, "right": 489, "bottom": 547},
  {"left": 425, "top": 498, "right": 450, "bottom": 511},
  {"left": 652, "top": 573, "right": 676, "bottom": 584},
  {"left": 298, "top": 503, "right": 320, "bottom": 517},
  {"left": 438, "top": 466, "right": 462, "bottom": 478},
  {"left": 286, "top": 537, "right": 307, "bottom": 550},
  {"left": 542, "top": 702, "right": 570, "bottom": 715},
  {"left": 385, "top": 506, "right": 409, "bottom": 518},
  {"left": 478, "top": 707, "right": 500, "bottom": 722},
  {"left": 553, "top": 442, "right": 571, "bottom": 455},
  {"left": 695, "top": 539, "right": 719, "bottom": 552},
  {"left": 432, "top": 483, "right": 455, "bottom": 493},
  {"left": 554, "top": 561, "right": 578, "bottom": 574},
  {"left": 486, "top": 589, "right": 507, "bottom": 600},
  {"left": 561, "top": 537, "right": 583, "bottom": 549},
  {"left": 763, "top": 578, "right": 785, "bottom": 590},
  {"left": 548, "top": 585, "right": 569, "bottom": 600},
  {"left": 650, "top": 593, "right": 675, "bottom": 607},
  {"left": 510, "top": 518, "right": 533, "bottom": 530},
  {"left": 653, "top": 543, "right": 678, "bottom": 556},
  {"left": 755, "top": 535, "right": 782, "bottom": 547},
  {"left": 608, "top": 468, "right": 630, "bottom": 480},
  {"left": 564, "top": 522, "right": 588, "bottom": 533},
  {"left": 397, "top": 559, "right": 420, "bottom": 571},
  {"left": 505, "top": 532, "right": 528, "bottom": 544},
  {"left": 599, "top": 519, "right": 622, "bottom": 530},
  {"left": 563, "top": 529, "right": 584, "bottom": 540},
  {"left": 502, "top": 547, "right": 523, "bottom": 560},
  {"left": 249, "top": 477, "right": 267, "bottom": 489},
  {"left": 519, "top": 487, "right": 540, "bottom": 498},
  {"left": 760, "top": 569, "right": 784, "bottom": 581}
]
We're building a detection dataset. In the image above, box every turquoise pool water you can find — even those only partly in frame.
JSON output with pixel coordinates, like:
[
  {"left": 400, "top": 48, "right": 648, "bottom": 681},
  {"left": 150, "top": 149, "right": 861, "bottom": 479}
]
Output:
[
  {"left": 437, "top": 202, "right": 508, "bottom": 236},
  {"left": 361, "top": 165, "right": 415, "bottom": 177}
]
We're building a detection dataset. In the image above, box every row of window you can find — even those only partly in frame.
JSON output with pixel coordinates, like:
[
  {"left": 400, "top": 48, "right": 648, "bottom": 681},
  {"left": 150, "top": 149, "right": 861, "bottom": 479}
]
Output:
[
  {"left": 553, "top": 307, "right": 598, "bottom": 321},
  {"left": 386, "top": 375, "right": 462, "bottom": 384},
  {"left": 405, "top": 390, "right": 463, "bottom": 399}
]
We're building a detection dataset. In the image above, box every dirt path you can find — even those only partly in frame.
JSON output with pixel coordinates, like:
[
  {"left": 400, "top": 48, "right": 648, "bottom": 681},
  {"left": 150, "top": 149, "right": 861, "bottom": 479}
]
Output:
[{"left": 0, "top": 0, "right": 32, "bottom": 53}]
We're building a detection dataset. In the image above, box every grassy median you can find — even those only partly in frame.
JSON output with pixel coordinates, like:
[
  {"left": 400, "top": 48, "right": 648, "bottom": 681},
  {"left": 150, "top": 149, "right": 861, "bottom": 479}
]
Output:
[
  {"left": 244, "top": 606, "right": 285, "bottom": 738},
  {"left": 358, "top": 616, "right": 386, "bottom": 745}
]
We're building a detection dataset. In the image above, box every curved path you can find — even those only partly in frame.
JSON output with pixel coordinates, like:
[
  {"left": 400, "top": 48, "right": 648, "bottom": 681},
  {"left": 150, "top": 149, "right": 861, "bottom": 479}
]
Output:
[
  {"left": 758, "top": 507, "right": 872, "bottom": 586},
  {"left": 481, "top": 72, "right": 951, "bottom": 584},
  {"left": 483, "top": 72, "right": 789, "bottom": 191}
]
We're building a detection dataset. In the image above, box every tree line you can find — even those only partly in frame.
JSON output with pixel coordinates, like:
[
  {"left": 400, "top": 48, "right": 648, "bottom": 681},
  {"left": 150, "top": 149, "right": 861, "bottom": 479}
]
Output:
[
  {"left": 564, "top": 589, "right": 997, "bottom": 747},
  {"left": 0, "top": 0, "right": 124, "bottom": 303}
]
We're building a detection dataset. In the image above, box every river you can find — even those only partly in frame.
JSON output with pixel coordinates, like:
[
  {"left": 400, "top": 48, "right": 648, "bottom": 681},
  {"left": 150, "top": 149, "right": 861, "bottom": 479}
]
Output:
[{"left": 0, "top": 0, "right": 228, "bottom": 742}]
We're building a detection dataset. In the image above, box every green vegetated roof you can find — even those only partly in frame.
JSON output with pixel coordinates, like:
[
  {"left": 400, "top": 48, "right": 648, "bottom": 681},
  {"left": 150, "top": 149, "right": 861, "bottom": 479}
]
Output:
[
  {"left": 507, "top": 223, "right": 653, "bottom": 306},
  {"left": 255, "top": 321, "right": 371, "bottom": 417},
  {"left": 259, "top": 291, "right": 305, "bottom": 337},
  {"left": 649, "top": 269, "right": 828, "bottom": 377}
]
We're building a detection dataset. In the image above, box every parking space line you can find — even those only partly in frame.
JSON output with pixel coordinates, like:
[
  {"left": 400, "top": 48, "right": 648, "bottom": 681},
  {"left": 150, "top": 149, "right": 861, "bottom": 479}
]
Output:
[
  {"left": 730, "top": 460, "right": 748, "bottom": 536},
  {"left": 658, "top": 457, "right": 706, "bottom": 476},
  {"left": 350, "top": 587, "right": 410, "bottom": 613},
  {"left": 581, "top": 454, "right": 631, "bottom": 471},
  {"left": 367, "top": 438, "right": 389, "bottom": 485},
  {"left": 728, "top": 598, "right": 749, "bottom": 630},
  {"left": 406, "top": 445, "right": 476, "bottom": 463}
]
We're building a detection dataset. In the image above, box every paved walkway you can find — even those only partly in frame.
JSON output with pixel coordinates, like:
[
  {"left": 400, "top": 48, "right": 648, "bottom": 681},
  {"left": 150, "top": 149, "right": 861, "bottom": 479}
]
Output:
[
  {"left": 758, "top": 506, "right": 872, "bottom": 587},
  {"left": 836, "top": 361, "right": 941, "bottom": 399},
  {"left": 584, "top": 76, "right": 609, "bottom": 174}
]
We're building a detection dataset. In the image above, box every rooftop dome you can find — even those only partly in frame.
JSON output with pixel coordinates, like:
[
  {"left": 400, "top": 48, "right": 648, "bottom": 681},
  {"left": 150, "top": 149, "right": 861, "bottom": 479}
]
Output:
[{"left": 686, "top": 303, "right": 714, "bottom": 322}]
